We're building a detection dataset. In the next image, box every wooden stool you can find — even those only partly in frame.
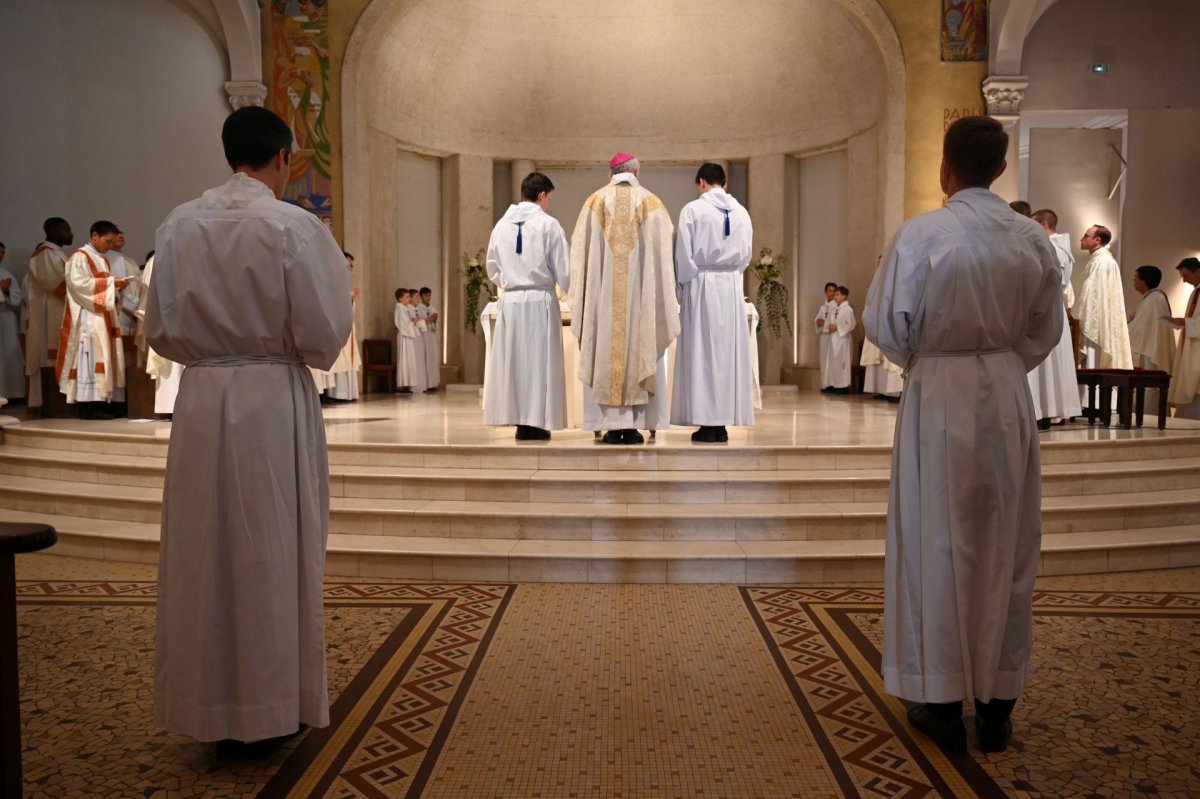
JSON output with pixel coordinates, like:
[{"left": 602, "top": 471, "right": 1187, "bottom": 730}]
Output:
[
  {"left": 361, "top": 339, "right": 396, "bottom": 395},
  {"left": 0, "top": 522, "right": 57, "bottom": 798},
  {"left": 1076, "top": 368, "right": 1171, "bottom": 430}
]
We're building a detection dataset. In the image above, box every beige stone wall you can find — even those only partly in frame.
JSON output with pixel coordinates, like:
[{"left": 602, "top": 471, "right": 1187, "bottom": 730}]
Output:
[
  {"left": 287, "top": 0, "right": 987, "bottom": 381},
  {"left": 874, "top": 0, "right": 989, "bottom": 218}
]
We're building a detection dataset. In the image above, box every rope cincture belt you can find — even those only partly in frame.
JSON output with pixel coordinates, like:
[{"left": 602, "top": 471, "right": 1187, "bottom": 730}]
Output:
[
  {"left": 188, "top": 355, "right": 305, "bottom": 368},
  {"left": 902, "top": 346, "right": 1014, "bottom": 378}
]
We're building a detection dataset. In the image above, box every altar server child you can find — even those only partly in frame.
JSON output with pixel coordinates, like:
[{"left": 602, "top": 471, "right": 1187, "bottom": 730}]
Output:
[
  {"left": 825, "top": 286, "right": 856, "bottom": 394},
  {"left": 395, "top": 289, "right": 413, "bottom": 393},
  {"left": 816, "top": 282, "right": 838, "bottom": 392}
]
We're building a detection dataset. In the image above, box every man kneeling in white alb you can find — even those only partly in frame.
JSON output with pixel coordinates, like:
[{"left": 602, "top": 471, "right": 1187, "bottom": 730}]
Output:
[
  {"left": 670, "top": 162, "right": 754, "bottom": 442},
  {"left": 483, "top": 172, "right": 571, "bottom": 440}
]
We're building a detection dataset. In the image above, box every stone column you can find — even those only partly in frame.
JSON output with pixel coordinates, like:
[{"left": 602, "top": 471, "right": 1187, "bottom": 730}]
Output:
[
  {"left": 442, "top": 154, "right": 494, "bottom": 384},
  {"left": 511, "top": 159, "right": 535, "bottom": 202},
  {"left": 747, "top": 154, "right": 789, "bottom": 385},
  {"left": 982, "top": 75, "right": 1029, "bottom": 203},
  {"left": 224, "top": 81, "right": 266, "bottom": 109}
]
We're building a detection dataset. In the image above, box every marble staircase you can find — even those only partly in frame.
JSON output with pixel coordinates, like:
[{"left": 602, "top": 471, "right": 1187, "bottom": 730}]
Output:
[{"left": 1, "top": 423, "right": 1198, "bottom": 583}]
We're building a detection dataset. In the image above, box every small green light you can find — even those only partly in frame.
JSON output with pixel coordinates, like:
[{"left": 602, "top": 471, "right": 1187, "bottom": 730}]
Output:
[{"left": 1089, "top": 64, "right": 1109, "bottom": 74}]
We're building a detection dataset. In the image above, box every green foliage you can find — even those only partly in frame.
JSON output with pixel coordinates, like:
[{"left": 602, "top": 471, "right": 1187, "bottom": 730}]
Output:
[
  {"left": 751, "top": 248, "right": 792, "bottom": 339},
  {"left": 462, "top": 250, "right": 494, "bottom": 334}
]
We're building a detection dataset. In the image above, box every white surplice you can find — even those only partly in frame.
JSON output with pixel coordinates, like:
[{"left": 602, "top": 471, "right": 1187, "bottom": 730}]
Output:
[
  {"left": 1026, "top": 233, "right": 1081, "bottom": 420},
  {"left": 1169, "top": 287, "right": 1200, "bottom": 417},
  {"left": 826, "top": 302, "right": 856, "bottom": 389},
  {"left": 25, "top": 241, "right": 68, "bottom": 407},
  {"left": 395, "top": 303, "right": 426, "bottom": 391},
  {"left": 0, "top": 267, "right": 26, "bottom": 398},
  {"left": 815, "top": 299, "right": 838, "bottom": 388},
  {"left": 108, "top": 251, "right": 141, "bottom": 337},
  {"left": 1128, "top": 288, "right": 1175, "bottom": 373},
  {"left": 670, "top": 187, "right": 754, "bottom": 427},
  {"left": 483, "top": 202, "right": 571, "bottom": 429},
  {"left": 136, "top": 256, "right": 184, "bottom": 414},
  {"left": 860, "top": 337, "right": 903, "bottom": 396},
  {"left": 865, "top": 188, "right": 1062, "bottom": 704},
  {"left": 1073, "top": 246, "right": 1132, "bottom": 369},
  {"left": 419, "top": 302, "right": 439, "bottom": 388},
  {"left": 326, "top": 297, "right": 360, "bottom": 401},
  {"left": 58, "top": 244, "right": 125, "bottom": 403},
  {"left": 571, "top": 173, "right": 680, "bottom": 431},
  {"left": 146, "top": 172, "right": 352, "bottom": 743}
]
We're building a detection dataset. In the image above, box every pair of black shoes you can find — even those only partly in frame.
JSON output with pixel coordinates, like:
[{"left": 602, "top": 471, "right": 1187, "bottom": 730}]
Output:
[
  {"left": 600, "top": 429, "right": 644, "bottom": 445},
  {"left": 515, "top": 425, "right": 550, "bottom": 440},
  {"left": 691, "top": 426, "right": 728, "bottom": 443},
  {"left": 906, "top": 698, "right": 1014, "bottom": 753},
  {"left": 78, "top": 403, "right": 116, "bottom": 420},
  {"left": 822, "top": 386, "right": 850, "bottom": 395}
]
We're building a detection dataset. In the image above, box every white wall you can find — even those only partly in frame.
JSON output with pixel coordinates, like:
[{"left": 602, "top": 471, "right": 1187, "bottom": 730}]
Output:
[
  {"left": 394, "top": 150, "right": 442, "bottom": 298},
  {"left": 1021, "top": 0, "right": 1200, "bottom": 113},
  {"left": 0, "top": 0, "right": 232, "bottom": 273},
  {"left": 793, "top": 150, "right": 848, "bottom": 366},
  {"left": 1123, "top": 108, "right": 1200, "bottom": 316}
]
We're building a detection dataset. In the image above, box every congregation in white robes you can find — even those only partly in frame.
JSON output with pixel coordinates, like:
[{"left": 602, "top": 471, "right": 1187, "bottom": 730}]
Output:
[
  {"left": 0, "top": 265, "right": 26, "bottom": 399},
  {"left": 669, "top": 183, "right": 754, "bottom": 429},
  {"left": 1026, "top": 231, "right": 1081, "bottom": 421},
  {"left": 25, "top": 239, "right": 69, "bottom": 408},
  {"left": 58, "top": 240, "right": 125, "bottom": 405},
  {"left": 483, "top": 200, "right": 571, "bottom": 430},
  {"left": 865, "top": 187, "right": 1062, "bottom": 706},
  {"left": 1073, "top": 245, "right": 1132, "bottom": 369},
  {"left": 147, "top": 171, "right": 352, "bottom": 743},
  {"left": 570, "top": 168, "right": 679, "bottom": 435}
]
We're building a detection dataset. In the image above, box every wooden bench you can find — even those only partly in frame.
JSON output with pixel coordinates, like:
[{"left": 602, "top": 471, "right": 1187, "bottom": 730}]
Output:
[{"left": 1076, "top": 368, "right": 1170, "bottom": 430}]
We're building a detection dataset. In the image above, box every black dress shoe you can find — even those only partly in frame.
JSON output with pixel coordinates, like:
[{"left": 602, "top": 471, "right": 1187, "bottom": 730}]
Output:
[
  {"left": 974, "top": 715, "right": 1013, "bottom": 753},
  {"left": 600, "top": 430, "right": 624, "bottom": 445},
  {"left": 691, "top": 427, "right": 716, "bottom": 443},
  {"left": 713, "top": 426, "right": 729, "bottom": 442},
  {"left": 515, "top": 425, "right": 533, "bottom": 440},
  {"left": 906, "top": 704, "right": 966, "bottom": 753},
  {"left": 973, "top": 697, "right": 1015, "bottom": 753},
  {"left": 622, "top": 429, "right": 644, "bottom": 444}
]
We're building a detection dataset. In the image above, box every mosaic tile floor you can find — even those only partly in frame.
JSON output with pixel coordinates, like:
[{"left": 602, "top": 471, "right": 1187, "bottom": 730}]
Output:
[{"left": 11, "top": 555, "right": 1200, "bottom": 798}]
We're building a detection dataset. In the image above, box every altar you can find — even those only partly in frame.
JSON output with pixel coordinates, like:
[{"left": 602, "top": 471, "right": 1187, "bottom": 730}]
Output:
[{"left": 480, "top": 301, "right": 763, "bottom": 428}]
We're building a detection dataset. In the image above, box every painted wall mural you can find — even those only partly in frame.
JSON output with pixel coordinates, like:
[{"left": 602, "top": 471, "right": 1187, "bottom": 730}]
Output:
[
  {"left": 941, "top": 0, "right": 988, "bottom": 62},
  {"left": 269, "top": 0, "right": 333, "bottom": 224}
]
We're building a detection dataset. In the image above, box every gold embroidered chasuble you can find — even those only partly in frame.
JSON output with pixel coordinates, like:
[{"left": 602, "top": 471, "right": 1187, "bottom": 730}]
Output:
[{"left": 569, "top": 176, "right": 680, "bottom": 407}]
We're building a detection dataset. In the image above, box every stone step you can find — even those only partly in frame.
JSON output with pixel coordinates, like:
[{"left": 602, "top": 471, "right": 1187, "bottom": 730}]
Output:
[
  {"left": 6, "top": 508, "right": 1196, "bottom": 584},
  {"left": 6, "top": 423, "right": 1200, "bottom": 472},
  {"left": 3, "top": 473, "right": 1198, "bottom": 542},
  {"left": 1, "top": 443, "right": 1196, "bottom": 503}
]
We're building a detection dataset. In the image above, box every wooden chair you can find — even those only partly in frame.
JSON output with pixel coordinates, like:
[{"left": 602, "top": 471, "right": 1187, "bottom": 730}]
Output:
[{"left": 361, "top": 338, "right": 396, "bottom": 394}]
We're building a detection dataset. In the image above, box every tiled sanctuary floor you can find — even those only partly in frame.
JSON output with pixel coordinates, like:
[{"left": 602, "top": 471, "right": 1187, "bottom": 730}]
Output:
[{"left": 12, "top": 555, "right": 1200, "bottom": 798}]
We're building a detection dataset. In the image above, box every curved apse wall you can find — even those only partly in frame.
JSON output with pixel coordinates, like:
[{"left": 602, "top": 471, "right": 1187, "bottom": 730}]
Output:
[{"left": 361, "top": 0, "right": 888, "bottom": 161}]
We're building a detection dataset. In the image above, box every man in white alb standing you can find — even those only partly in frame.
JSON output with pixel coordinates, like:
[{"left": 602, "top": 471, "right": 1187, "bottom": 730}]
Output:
[
  {"left": 670, "top": 162, "right": 753, "bottom": 442},
  {"left": 815, "top": 282, "right": 838, "bottom": 392},
  {"left": 1073, "top": 223, "right": 1131, "bottom": 369},
  {"left": 1024, "top": 208, "right": 1081, "bottom": 426},
  {"left": 147, "top": 106, "right": 351, "bottom": 746},
  {"left": 484, "top": 171, "right": 571, "bottom": 439},
  {"left": 865, "top": 115, "right": 1063, "bottom": 754}
]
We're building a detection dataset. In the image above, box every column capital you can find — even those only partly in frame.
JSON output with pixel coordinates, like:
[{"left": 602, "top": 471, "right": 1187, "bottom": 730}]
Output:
[
  {"left": 224, "top": 81, "right": 268, "bottom": 110},
  {"left": 982, "top": 75, "right": 1029, "bottom": 117}
]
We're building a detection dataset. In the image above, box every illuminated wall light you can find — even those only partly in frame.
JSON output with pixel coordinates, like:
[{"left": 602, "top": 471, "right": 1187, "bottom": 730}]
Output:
[{"left": 1088, "top": 63, "right": 1109, "bottom": 75}]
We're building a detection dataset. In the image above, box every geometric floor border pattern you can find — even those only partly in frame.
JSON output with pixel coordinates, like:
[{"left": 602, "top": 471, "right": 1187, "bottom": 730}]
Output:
[
  {"left": 16, "top": 580, "right": 514, "bottom": 799},
  {"left": 742, "top": 587, "right": 1200, "bottom": 799}
]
